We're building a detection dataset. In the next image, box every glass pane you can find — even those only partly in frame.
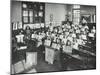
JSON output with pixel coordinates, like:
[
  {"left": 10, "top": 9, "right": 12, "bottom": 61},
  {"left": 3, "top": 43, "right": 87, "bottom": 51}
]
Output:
[
  {"left": 23, "top": 17, "right": 28, "bottom": 23},
  {"left": 35, "top": 13, "right": 38, "bottom": 17},
  {"left": 38, "top": 12, "right": 43, "bottom": 17},
  {"left": 35, "top": 17, "right": 39, "bottom": 23},
  {"left": 23, "top": 4, "right": 27, "bottom": 8},
  {"left": 73, "top": 9, "right": 80, "bottom": 24},
  {"left": 73, "top": 5, "right": 80, "bottom": 9},
  {"left": 73, "top": 10, "right": 80, "bottom": 13},
  {"left": 29, "top": 17, "right": 33, "bottom": 23},
  {"left": 29, "top": 11, "right": 33, "bottom": 16},
  {"left": 40, "top": 5, "right": 43, "bottom": 10},
  {"left": 23, "top": 10, "right": 28, "bottom": 16}
]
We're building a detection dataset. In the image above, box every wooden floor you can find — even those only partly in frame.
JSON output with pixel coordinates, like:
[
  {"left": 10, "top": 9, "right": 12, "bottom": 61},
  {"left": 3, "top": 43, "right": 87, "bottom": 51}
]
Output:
[{"left": 11, "top": 42, "right": 96, "bottom": 74}]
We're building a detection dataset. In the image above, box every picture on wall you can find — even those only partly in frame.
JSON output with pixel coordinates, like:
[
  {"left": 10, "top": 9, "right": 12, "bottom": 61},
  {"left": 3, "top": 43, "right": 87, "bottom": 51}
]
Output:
[{"left": 11, "top": 0, "right": 96, "bottom": 74}]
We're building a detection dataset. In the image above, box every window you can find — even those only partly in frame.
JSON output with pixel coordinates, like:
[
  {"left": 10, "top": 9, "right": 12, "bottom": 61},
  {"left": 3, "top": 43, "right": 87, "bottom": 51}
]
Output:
[
  {"left": 22, "top": 2, "right": 45, "bottom": 24},
  {"left": 72, "top": 5, "right": 80, "bottom": 25},
  {"left": 23, "top": 10, "right": 28, "bottom": 23},
  {"left": 29, "top": 10, "right": 33, "bottom": 23}
]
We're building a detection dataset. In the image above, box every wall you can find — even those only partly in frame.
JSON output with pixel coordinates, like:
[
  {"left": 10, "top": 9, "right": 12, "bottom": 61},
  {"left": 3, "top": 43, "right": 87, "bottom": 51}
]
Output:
[
  {"left": 80, "top": 5, "right": 96, "bottom": 15},
  {"left": 11, "top": 1, "right": 96, "bottom": 24},
  {"left": 45, "top": 3, "right": 67, "bottom": 26},
  {"left": 65, "top": 5, "right": 96, "bottom": 22},
  {"left": 66, "top": 5, "right": 96, "bottom": 23},
  {"left": 80, "top": 5, "right": 96, "bottom": 23},
  {"left": 11, "top": 1, "right": 22, "bottom": 23},
  {"left": 11, "top": 2, "right": 69, "bottom": 26}
]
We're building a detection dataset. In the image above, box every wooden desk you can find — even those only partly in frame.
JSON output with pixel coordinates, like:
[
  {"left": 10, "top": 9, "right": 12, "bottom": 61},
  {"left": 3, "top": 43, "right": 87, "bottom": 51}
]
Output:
[
  {"left": 81, "top": 44, "right": 91, "bottom": 49},
  {"left": 80, "top": 44, "right": 96, "bottom": 54},
  {"left": 63, "top": 52, "right": 96, "bottom": 69},
  {"left": 65, "top": 53, "right": 84, "bottom": 61},
  {"left": 74, "top": 48, "right": 96, "bottom": 57}
]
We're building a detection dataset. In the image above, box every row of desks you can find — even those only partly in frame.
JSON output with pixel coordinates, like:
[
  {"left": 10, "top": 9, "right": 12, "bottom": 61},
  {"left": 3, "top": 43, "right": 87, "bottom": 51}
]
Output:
[{"left": 45, "top": 43, "right": 96, "bottom": 69}]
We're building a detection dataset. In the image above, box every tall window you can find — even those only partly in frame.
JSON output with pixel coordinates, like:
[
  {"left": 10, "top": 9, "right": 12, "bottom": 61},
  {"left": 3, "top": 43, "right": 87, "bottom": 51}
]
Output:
[
  {"left": 22, "top": 2, "right": 45, "bottom": 24},
  {"left": 72, "top": 5, "right": 80, "bottom": 25},
  {"left": 22, "top": 3, "right": 34, "bottom": 24}
]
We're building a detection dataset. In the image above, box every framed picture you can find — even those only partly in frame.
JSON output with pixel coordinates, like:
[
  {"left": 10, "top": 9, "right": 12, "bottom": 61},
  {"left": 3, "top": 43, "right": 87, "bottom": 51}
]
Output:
[
  {"left": 11, "top": 0, "right": 96, "bottom": 74},
  {"left": 81, "top": 14, "right": 91, "bottom": 23}
]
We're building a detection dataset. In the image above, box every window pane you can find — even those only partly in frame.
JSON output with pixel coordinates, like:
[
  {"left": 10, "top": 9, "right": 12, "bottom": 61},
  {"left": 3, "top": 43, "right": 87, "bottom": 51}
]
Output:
[
  {"left": 29, "top": 11, "right": 33, "bottom": 16},
  {"left": 73, "top": 5, "right": 80, "bottom": 9},
  {"left": 39, "top": 12, "right": 43, "bottom": 17},
  {"left": 23, "top": 4, "right": 27, "bottom": 8},
  {"left": 40, "top": 5, "right": 43, "bottom": 10},
  {"left": 73, "top": 9, "right": 80, "bottom": 24},
  {"left": 23, "top": 10, "right": 28, "bottom": 16},
  {"left": 23, "top": 17, "right": 28, "bottom": 23},
  {"left": 29, "top": 17, "right": 33, "bottom": 23}
]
